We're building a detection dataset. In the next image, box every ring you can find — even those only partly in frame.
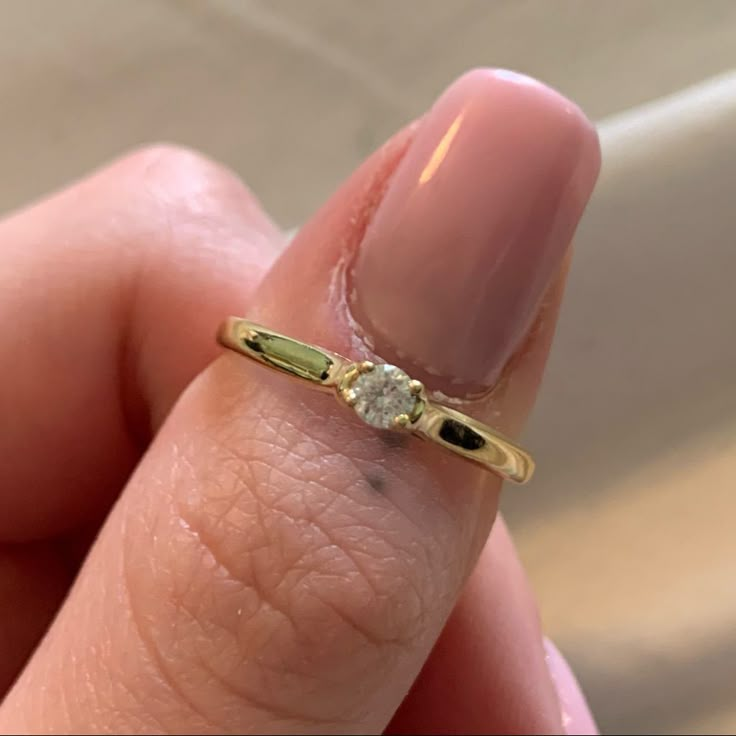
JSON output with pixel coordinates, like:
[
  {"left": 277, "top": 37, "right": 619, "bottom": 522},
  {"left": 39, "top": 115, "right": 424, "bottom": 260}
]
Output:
[{"left": 217, "top": 318, "right": 534, "bottom": 484}]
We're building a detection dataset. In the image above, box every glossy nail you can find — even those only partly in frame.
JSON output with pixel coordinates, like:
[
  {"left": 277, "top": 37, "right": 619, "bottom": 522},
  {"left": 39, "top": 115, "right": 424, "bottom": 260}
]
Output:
[{"left": 350, "top": 68, "right": 600, "bottom": 394}]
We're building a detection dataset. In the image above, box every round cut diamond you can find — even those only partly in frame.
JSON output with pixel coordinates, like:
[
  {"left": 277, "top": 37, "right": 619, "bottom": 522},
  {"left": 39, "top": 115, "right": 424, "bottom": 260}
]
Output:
[{"left": 351, "top": 364, "right": 417, "bottom": 429}]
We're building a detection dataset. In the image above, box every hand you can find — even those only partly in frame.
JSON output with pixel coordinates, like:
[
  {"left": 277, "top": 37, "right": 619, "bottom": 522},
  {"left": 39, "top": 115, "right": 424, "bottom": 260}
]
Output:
[{"left": 0, "top": 69, "right": 599, "bottom": 734}]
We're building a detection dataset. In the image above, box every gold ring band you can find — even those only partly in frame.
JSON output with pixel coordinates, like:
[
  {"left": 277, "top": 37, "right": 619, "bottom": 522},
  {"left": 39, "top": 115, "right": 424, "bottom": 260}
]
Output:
[{"left": 217, "top": 318, "right": 534, "bottom": 484}]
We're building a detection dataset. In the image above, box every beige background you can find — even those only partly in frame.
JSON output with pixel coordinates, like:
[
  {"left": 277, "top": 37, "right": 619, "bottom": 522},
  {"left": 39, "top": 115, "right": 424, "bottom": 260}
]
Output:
[
  {"left": 2, "top": 1, "right": 736, "bottom": 733},
  {"left": 4, "top": 0, "right": 736, "bottom": 226}
]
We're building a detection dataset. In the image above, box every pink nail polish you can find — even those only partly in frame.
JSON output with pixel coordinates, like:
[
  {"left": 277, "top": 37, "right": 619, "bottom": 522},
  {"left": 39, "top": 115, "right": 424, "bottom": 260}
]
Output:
[
  {"left": 544, "top": 639, "right": 598, "bottom": 735},
  {"left": 350, "top": 68, "right": 600, "bottom": 394}
]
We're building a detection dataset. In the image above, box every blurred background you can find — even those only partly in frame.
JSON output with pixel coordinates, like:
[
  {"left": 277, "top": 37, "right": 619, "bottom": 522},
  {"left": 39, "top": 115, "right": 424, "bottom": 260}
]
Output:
[{"left": 2, "top": 1, "right": 735, "bottom": 733}]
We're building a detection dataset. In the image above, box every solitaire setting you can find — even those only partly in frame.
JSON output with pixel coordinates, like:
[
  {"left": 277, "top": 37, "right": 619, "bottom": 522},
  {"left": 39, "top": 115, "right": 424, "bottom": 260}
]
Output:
[{"left": 339, "top": 361, "right": 425, "bottom": 430}]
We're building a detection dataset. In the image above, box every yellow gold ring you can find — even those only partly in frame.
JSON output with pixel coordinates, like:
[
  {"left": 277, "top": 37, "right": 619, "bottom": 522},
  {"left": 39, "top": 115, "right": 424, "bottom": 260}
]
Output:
[{"left": 217, "top": 318, "right": 534, "bottom": 484}]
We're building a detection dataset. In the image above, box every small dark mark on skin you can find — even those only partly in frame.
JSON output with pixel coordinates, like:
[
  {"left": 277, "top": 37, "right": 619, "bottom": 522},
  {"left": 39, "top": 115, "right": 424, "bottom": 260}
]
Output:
[{"left": 365, "top": 473, "right": 385, "bottom": 492}]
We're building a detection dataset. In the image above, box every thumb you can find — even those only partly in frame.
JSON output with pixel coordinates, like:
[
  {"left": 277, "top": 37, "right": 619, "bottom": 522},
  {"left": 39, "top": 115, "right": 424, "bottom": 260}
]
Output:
[{"left": 1, "top": 69, "right": 599, "bottom": 734}]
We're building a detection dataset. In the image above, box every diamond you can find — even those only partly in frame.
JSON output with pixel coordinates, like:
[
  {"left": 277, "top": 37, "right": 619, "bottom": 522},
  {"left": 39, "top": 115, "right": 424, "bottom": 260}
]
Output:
[{"left": 350, "top": 364, "right": 419, "bottom": 429}]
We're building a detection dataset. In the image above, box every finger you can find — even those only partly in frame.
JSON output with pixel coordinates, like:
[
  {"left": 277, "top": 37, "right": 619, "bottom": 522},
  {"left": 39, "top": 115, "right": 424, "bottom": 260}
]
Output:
[
  {"left": 544, "top": 639, "right": 598, "bottom": 736},
  {"left": 388, "top": 519, "right": 568, "bottom": 735},
  {"left": 0, "top": 145, "right": 283, "bottom": 540},
  {"left": 0, "top": 146, "right": 283, "bottom": 693},
  {"left": 1, "top": 70, "right": 599, "bottom": 734}
]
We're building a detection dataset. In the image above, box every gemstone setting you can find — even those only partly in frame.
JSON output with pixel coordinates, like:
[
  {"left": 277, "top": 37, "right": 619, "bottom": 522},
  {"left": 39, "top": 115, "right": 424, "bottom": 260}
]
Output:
[{"left": 347, "top": 363, "right": 421, "bottom": 429}]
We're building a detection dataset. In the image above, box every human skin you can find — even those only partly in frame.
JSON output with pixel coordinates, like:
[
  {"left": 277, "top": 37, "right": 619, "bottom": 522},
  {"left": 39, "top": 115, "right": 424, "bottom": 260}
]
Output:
[{"left": 0, "top": 69, "right": 598, "bottom": 734}]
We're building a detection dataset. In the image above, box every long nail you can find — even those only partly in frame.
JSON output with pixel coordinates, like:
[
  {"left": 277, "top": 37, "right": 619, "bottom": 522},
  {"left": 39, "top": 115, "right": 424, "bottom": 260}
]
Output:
[
  {"left": 350, "top": 68, "right": 600, "bottom": 394},
  {"left": 544, "top": 639, "right": 599, "bottom": 735}
]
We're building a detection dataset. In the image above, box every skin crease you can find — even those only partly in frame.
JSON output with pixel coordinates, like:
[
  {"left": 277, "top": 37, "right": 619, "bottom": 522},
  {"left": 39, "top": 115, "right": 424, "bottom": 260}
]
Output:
[{"left": 0, "top": 70, "right": 599, "bottom": 734}]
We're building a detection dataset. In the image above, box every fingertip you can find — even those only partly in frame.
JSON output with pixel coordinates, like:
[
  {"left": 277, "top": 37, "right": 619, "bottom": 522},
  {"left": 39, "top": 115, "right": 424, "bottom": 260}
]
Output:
[{"left": 544, "top": 639, "right": 599, "bottom": 736}]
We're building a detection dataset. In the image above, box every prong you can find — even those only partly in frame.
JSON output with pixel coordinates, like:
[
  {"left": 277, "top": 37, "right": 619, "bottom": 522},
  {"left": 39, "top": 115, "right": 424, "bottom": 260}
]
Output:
[
  {"left": 392, "top": 413, "right": 410, "bottom": 429},
  {"left": 342, "top": 389, "right": 358, "bottom": 406},
  {"left": 408, "top": 379, "right": 424, "bottom": 396},
  {"left": 409, "top": 399, "right": 425, "bottom": 423},
  {"left": 358, "top": 360, "right": 375, "bottom": 373}
]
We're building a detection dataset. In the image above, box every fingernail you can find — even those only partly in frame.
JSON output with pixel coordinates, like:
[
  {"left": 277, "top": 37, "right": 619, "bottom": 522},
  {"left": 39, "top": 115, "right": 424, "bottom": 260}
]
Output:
[
  {"left": 544, "top": 639, "right": 598, "bottom": 735},
  {"left": 350, "top": 68, "right": 600, "bottom": 394}
]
